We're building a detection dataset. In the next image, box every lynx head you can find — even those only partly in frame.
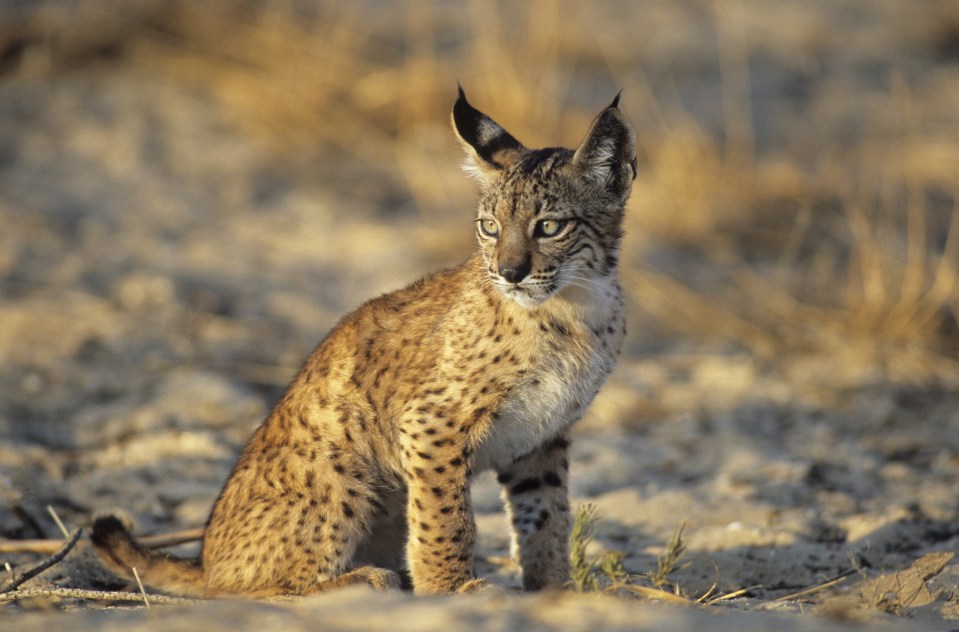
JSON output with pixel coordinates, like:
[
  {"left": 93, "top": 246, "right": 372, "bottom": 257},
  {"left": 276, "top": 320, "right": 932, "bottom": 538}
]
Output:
[{"left": 452, "top": 87, "right": 636, "bottom": 308}]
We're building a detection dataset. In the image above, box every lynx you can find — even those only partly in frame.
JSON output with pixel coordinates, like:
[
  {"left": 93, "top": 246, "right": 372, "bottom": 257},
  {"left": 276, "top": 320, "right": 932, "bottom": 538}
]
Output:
[{"left": 92, "top": 87, "right": 636, "bottom": 596}]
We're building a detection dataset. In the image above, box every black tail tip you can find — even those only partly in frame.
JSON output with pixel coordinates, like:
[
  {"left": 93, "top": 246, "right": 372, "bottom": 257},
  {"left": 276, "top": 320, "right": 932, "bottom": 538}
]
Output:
[{"left": 90, "top": 514, "right": 129, "bottom": 547}]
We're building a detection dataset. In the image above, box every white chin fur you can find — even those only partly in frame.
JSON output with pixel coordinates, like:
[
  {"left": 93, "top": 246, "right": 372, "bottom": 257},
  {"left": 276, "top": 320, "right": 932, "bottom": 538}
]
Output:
[{"left": 497, "top": 286, "right": 549, "bottom": 308}]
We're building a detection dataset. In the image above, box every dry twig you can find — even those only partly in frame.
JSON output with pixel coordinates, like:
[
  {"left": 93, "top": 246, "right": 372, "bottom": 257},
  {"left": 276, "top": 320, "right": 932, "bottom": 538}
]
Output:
[
  {"left": 702, "top": 585, "right": 762, "bottom": 606},
  {"left": 0, "top": 527, "right": 204, "bottom": 555},
  {"left": 0, "top": 586, "right": 195, "bottom": 606},
  {"left": 0, "top": 528, "right": 82, "bottom": 594},
  {"left": 132, "top": 566, "right": 151, "bottom": 609},
  {"left": 45, "top": 506, "right": 69, "bottom": 539},
  {"left": 774, "top": 571, "right": 854, "bottom": 603}
]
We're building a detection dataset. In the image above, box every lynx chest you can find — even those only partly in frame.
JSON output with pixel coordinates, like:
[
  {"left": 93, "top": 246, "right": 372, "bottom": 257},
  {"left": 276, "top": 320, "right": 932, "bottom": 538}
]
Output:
[{"left": 471, "top": 304, "right": 624, "bottom": 473}]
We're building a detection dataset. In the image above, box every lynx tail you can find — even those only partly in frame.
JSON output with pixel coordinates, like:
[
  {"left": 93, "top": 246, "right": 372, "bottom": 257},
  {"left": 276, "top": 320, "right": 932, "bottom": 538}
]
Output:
[{"left": 91, "top": 515, "right": 206, "bottom": 597}]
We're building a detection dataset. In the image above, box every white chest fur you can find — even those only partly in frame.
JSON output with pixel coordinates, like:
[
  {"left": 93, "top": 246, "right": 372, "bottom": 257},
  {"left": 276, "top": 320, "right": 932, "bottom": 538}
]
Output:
[
  {"left": 472, "top": 354, "right": 604, "bottom": 473},
  {"left": 472, "top": 275, "right": 623, "bottom": 473}
]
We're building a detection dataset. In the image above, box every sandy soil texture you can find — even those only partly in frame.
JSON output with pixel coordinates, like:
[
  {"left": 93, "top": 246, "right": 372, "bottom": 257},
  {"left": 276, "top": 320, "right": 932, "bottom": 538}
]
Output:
[{"left": 2, "top": 1, "right": 959, "bottom": 630}]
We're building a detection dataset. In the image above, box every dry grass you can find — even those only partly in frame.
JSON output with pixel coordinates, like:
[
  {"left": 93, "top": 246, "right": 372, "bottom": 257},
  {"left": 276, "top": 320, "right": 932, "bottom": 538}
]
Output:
[
  {"left": 627, "top": 133, "right": 959, "bottom": 377},
  {"left": 6, "top": 0, "right": 958, "bottom": 381}
]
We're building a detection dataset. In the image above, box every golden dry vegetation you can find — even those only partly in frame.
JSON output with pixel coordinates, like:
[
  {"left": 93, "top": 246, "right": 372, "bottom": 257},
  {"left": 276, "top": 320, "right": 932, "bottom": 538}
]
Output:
[{"left": 5, "top": 0, "right": 959, "bottom": 374}]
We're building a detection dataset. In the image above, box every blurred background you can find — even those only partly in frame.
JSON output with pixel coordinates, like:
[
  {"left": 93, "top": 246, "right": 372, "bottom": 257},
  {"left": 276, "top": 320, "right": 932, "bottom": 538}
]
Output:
[
  {"left": 1, "top": 0, "right": 958, "bottom": 513},
  {"left": 0, "top": 0, "right": 959, "bottom": 386}
]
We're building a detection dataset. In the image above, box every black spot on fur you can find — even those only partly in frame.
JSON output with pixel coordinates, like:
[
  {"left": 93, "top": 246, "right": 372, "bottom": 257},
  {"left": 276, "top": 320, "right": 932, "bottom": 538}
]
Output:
[
  {"left": 543, "top": 471, "right": 562, "bottom": 487},
  {"left": 510, "top": 478, "right": 542, "bottom": 495},
  {"left": 548, "top": 435, "right": 571, "bottom": 451},
  {"left": 535, "top": 509, "right": 550, "bottom": 530}
]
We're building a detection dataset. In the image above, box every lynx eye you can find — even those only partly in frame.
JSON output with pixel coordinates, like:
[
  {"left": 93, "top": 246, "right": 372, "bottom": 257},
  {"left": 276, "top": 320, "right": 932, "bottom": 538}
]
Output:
[
  {"left": 478, "top": 219, "right": 499, "bottom": 237},
  {"left": 535, "top": 219, "right": 568, "bottom": 238}
]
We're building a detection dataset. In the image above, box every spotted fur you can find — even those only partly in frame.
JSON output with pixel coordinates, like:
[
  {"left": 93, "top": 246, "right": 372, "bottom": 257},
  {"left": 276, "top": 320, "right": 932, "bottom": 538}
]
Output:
[{"left": 91, "top": 88, "right": 636, "bottom": 596}]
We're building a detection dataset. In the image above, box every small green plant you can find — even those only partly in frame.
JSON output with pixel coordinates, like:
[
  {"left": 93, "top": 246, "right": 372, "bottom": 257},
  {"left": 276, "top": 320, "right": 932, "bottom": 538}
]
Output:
[
  {"left": 569, "top": 503, "right": 629, "bottom": 592},
  {"left": 570, "top": 503, "right": 601, "bottom": 592},
  {"left": 570, "top": 511, "right": 756, "bottom": 605},
  {"left": 643, "top": 520, "right": 689, "bottom": 590},
  {"left": 599, "top": 550, "right": 629, "bottom": 585}
]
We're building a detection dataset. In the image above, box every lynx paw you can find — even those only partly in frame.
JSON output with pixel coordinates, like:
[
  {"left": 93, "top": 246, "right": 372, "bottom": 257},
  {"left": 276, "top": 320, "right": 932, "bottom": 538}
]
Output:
[
  {"left": 330, "top": 566, "right": 402, "bottom": 592},
  {"left": 456, "top": 578, "right": 502, "bottom": 594}
]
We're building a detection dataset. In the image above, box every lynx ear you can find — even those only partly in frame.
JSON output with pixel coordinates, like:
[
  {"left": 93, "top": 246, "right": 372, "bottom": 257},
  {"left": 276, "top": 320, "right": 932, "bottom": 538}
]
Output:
[
  {"left": 572, "top": 94, "right": 637, "bottom": 199},
  {"left": 451, "top": 86, "right": 525, "bottom": 186}
]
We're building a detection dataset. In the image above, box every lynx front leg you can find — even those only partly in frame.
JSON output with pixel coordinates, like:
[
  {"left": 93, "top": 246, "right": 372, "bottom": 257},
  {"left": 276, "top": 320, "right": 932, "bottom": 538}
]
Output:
[
  {"left": 402, "top": 441, "right": 477, "bottom": 594},
  {"left": 498, "top": 434, "right": 572, "bottom": 591}
]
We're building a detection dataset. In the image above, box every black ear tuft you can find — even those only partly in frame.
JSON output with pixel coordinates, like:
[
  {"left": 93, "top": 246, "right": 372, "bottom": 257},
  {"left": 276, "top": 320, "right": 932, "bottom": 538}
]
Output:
[
  {"left": 451, "top": 87, "right": 525, "bottom": 183},
  {"left": 608, "top": 90, "right": 623, "bottom": 110}
]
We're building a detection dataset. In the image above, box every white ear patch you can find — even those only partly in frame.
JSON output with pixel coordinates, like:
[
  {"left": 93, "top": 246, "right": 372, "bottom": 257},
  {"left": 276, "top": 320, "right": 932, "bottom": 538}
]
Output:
[
  {"left": 584, "top": 137, "right": 617, "bottom": 182},
  {"left": 477, "top": 119, "right": 504, "bottom": 145}
]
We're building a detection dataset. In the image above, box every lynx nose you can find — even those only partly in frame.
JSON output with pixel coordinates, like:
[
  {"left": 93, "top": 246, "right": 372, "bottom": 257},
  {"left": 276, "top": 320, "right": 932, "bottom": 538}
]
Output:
[{"left": 498, "top": 258, "right": 531, "bottom": 284}]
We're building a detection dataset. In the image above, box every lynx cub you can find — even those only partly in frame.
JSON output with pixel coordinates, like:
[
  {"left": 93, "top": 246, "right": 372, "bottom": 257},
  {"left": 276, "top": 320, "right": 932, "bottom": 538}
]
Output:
[{"left": 92, "top": 88, "right": 636, "bottom": 596}]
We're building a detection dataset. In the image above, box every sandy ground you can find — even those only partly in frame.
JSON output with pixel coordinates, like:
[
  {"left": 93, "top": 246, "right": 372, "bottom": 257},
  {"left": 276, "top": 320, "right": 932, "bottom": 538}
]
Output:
[{"left": 2, "top": 1, "right": 959, "bottom": 630}]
